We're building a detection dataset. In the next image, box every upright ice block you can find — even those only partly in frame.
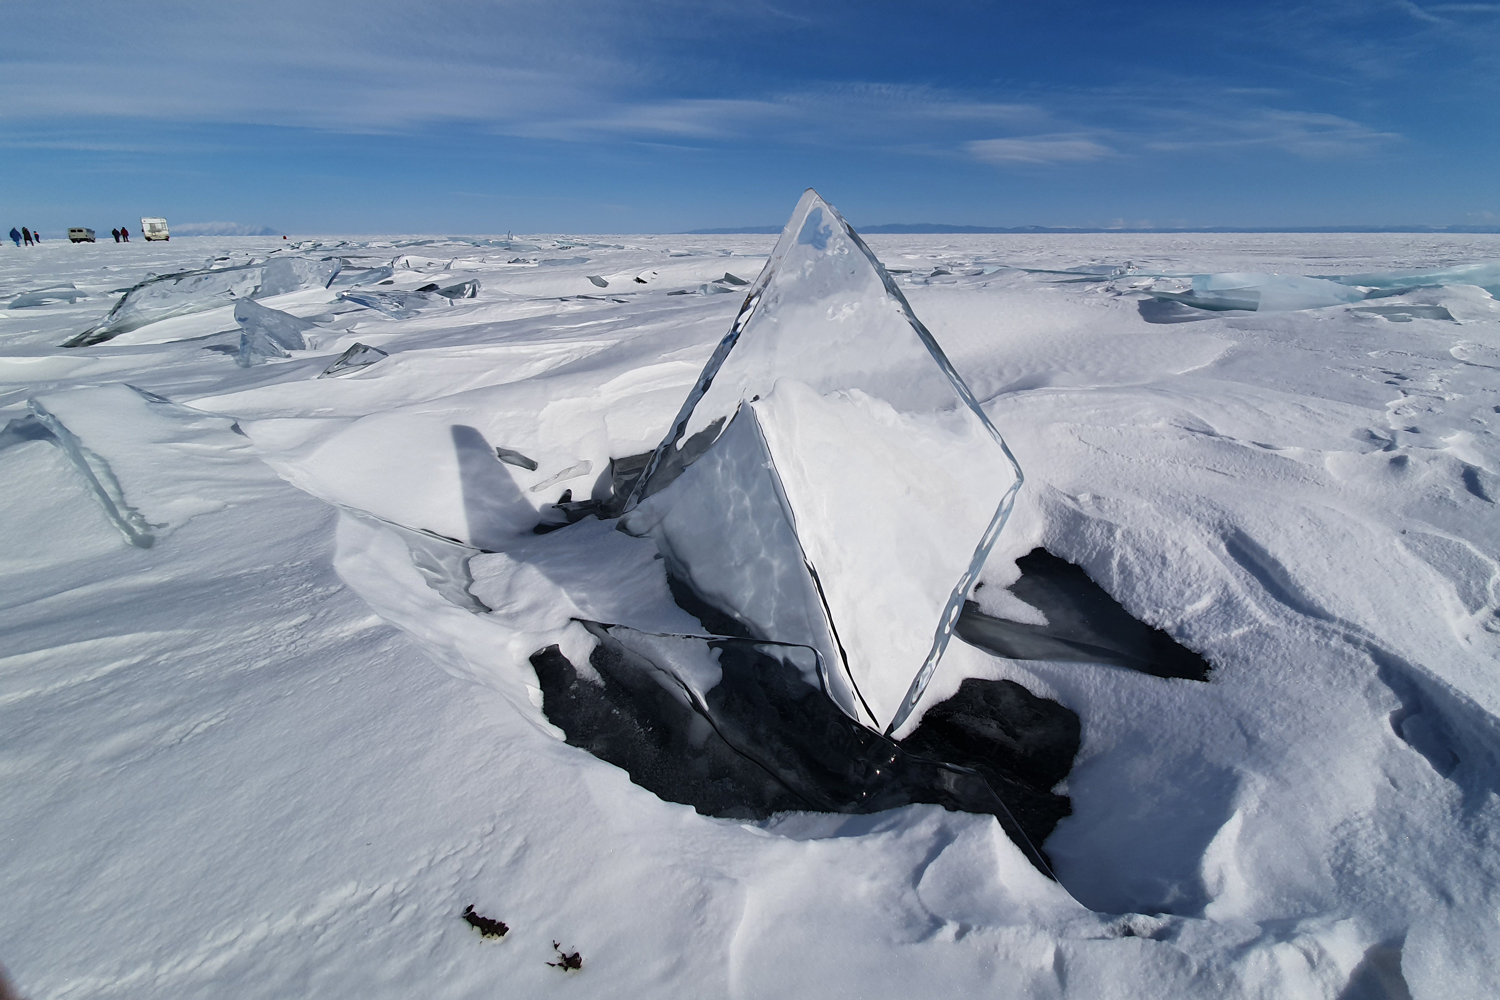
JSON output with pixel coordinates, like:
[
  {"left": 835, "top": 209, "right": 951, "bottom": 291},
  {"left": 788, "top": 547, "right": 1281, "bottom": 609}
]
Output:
[{"left": 621, "top": 189, "right": 1023, "bottom": 733}]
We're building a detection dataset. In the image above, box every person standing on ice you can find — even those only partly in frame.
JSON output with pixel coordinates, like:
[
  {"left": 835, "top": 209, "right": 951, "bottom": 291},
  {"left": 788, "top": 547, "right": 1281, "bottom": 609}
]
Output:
[
  {"left": 8, "top": 227, "right": 18, "bottom": 247},
  {"left": 111, "top": 228, "right": 120, "bottom": 243},
  {"left": 21, "top": 227, "right": 32, "bottom": 246},
  {"left": 31, "top": 228, "right": 40, "bottom": 242},
  {"left": 120, "top": 226, "right": 129, "bottom": 241}
]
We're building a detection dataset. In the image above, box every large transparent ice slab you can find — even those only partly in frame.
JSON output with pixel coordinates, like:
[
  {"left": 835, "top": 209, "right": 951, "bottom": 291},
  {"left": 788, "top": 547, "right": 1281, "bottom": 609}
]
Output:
[
  {"left": 620, "top": 189, "right": 1023, "bottom": 734},
  {"left": 1144, "top": 262, "right": 1500, "bottom": 315},
  {"left": 258, "top": 255, "right": 341, "bottom": 296},
  {"left": 1323, "top": 261, "right": 1500, "bottom": 299},
  {"left": 335, "top": 288, "right": 440, "bottom": 319},
  {"left": 1151, "top": 272, "right": 1366, "bottom": 312},
  {"left": 63, "top": 255, "right": 343, "bottom": 347},
  {"left": 234, "top": 298, "right": 314, "bottom": 367},
  {"left": 328, "top": 263, "right": 396, "bottom": 288},
  {"left": 65, "top": 263, "right": 264, "bottom": 346}
]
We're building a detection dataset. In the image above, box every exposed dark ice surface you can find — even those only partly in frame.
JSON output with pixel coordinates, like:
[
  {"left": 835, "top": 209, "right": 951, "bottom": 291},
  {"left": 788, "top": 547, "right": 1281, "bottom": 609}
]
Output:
[
  {"left": 530, "top": 623, "right": 1077, "bottom": 876},
  {"left": 959, "top": 549, "right": 1212, "bottom": 681}
]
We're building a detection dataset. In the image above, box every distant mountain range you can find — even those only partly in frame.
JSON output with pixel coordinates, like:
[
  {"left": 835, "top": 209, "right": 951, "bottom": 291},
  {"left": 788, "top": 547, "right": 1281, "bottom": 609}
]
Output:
[
  {"left": 172, "top": 221, "right": 285, "bottom": 237},
  {"left": 685, "top": 223, "right": 1500, "bottom": 235}
]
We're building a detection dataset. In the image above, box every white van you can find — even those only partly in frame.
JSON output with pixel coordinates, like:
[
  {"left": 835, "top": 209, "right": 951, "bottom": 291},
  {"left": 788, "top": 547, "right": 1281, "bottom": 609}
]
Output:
[
  {"left": 140, "top": 217, "right": 170, "bottom": 241},
  {"left": 68, "top": 228, "right": 97, "bottom": 243}
]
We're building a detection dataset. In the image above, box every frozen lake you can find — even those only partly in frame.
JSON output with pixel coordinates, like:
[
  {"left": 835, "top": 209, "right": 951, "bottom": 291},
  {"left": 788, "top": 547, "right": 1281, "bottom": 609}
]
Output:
[{"left": 2, "top": 225, "right": 1498, "bottom": 999}]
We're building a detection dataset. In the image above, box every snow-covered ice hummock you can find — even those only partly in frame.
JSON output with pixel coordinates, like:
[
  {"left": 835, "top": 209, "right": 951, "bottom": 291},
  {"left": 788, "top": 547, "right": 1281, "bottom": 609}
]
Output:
[{"left": 620, "top": 189, "right": 1022, "bottom": 733}]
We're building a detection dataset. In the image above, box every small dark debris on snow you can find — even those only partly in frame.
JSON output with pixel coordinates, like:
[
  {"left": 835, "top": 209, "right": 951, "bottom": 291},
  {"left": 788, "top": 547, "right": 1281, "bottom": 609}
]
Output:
[
  {"left": 548, "top": 941, "right": 583, "bottom": 970},
  {"left": 461, "top": 904, "right": 509, "bottom": 939}
]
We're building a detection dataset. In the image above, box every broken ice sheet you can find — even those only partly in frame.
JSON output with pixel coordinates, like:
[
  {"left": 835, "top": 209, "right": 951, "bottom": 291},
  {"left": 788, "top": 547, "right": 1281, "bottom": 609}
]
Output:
[
  {"left": 318, "top": 342, "right": 389, "bottom": 378},
  {"left": 529, "top": 460, "right": 593, "bottom": 494},
  {"left": 1151, "top": 273, "right": 1366, "bottom": 313},
  {"left": 328, "top": 263, "right": 396, "bottom": 288},
  {"left": 65, "top": 262, "right": 263, "bottom": 347},
  {"left": 258, "top": 255, "right": 341, "bottom": 296},
  {"left": 435, "top": 279, "right": 480, "bottom": 300},
  {"left": 620, "top": 189, "right": 1023, "bottom": 734},
  {"left": 336, "top": 288, "right": 439, "bottom": 319},
  {"left": 1325, "top": 261, "right": 1500, "bottom": 299},
  {"left": 62, "top": 255, "right": 347, "bottom": 347}
]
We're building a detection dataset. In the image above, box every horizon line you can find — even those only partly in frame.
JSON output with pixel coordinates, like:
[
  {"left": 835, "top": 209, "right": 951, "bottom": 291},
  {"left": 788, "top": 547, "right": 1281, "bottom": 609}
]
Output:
[{"left": 684, "top": 223, "right": 1500, "bottom": 236}]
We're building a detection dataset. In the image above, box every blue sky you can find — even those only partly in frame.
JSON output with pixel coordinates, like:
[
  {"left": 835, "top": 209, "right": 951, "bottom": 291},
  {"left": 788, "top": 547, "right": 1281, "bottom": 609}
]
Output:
[{"left": 2, "top": 0, "right": 1497, "bottom": 233}]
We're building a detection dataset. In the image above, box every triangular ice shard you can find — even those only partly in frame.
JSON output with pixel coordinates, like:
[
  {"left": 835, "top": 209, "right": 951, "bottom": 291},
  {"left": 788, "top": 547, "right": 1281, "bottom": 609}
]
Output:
[
  {"left": 319, "top": 342, "right": 389, "bottom": 378},
  {"left": 621, "top": 189, "right": 1023, "bottom": 733}
]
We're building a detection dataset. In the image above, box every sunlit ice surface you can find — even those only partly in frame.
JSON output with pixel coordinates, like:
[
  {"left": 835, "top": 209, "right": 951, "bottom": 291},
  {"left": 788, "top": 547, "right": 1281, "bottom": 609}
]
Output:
[{"left": 2, "top": 220, "right": 1500, "bottom": 999}]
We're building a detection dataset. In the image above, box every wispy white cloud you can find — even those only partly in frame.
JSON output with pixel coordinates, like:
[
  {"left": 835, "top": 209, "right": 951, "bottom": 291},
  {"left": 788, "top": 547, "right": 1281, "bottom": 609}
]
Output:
[
  {"left": 1141, "top": 108, "right": 1399, "bottom": 157},
  {"left": 966, "top": 135, "right": 1115, "bottom": 165},
  {"left": 1248, "top": 0, "right": 1500, "bottom": 83},
  {"left": 0, "top": 0, "right": 1409, "bottom": 172}
]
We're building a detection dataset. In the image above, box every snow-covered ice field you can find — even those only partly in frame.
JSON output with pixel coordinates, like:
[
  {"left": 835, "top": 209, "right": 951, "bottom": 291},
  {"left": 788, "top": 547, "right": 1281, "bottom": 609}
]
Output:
[{"left": 2, "top": 224, "right": 1498, "bottom": 999}]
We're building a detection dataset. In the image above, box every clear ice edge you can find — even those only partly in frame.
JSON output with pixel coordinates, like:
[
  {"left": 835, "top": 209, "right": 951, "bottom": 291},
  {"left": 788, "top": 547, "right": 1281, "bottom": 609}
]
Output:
[{"left": 621, "top": 189, "right": 1024, "bottom": 735}]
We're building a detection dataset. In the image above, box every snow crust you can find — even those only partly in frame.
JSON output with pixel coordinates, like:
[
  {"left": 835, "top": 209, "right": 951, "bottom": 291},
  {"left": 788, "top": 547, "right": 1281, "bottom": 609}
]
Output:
[{"left": 2, "top": 228, "right": 1500, "bottom": 999}]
